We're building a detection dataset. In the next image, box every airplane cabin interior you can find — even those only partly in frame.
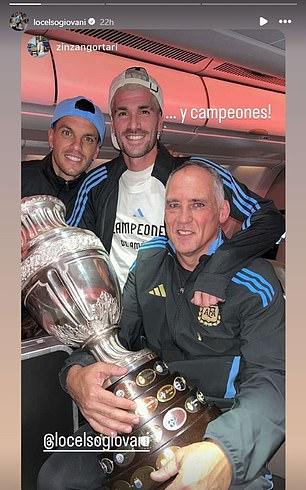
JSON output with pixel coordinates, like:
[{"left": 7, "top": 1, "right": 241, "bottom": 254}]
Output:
[{"left": 21, "top": 27, "right": 285, "bottom": 490}]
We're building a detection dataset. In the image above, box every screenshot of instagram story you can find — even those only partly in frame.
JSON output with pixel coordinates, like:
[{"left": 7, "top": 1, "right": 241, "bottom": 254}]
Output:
[{"left": 2, "top": 1, "right": 305, "bottom": 489}]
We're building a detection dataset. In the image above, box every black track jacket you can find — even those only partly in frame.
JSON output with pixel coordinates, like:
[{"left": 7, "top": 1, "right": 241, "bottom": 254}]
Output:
[
  {"left": 22, "top": 153, "right": 89, "bottom": 218},
  {"left": 59, "top": 236, "right": 285, "bottom": 485}
]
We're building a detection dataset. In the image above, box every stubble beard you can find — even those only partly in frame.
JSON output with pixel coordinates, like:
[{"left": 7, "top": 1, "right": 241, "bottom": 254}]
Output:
[{"left": 119, "top": 131, "right": 158, "bottom": 159}]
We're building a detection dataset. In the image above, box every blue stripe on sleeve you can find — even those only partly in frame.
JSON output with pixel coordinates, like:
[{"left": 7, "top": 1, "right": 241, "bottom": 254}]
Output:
[
  {"left": 232, "top": 276, "right": 268, "bottom": 307},
  {"left": 66, "top": 167, "right": 108, "bottom": 226},
  {"left": 189, "top": 156, "right": 260, "bottom": 217},
  {"left": 140, "top": 236, "right": 168, "bottom": 250},
  {"left": 129, "top": 260, "right": 136, "bottom": 272},
  {"left": 236, "top": 271, "right": 273, "bottom": 303},
  {"left": 224, "top": 356, "right": 241, "bottom": 398},
  {"left": 242, "top": 268, "right": 275, "bottom": 297}
]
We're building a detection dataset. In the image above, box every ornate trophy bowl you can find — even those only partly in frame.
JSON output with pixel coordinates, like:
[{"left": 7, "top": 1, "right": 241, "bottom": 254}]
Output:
[{"left": 21, "top": 195, "right": 220, "bottom": 490}]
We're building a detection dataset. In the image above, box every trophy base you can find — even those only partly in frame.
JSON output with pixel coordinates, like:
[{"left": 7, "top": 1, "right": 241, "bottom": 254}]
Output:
[{"left": 99, "top": 358, "right": 221, "bottom": 489}]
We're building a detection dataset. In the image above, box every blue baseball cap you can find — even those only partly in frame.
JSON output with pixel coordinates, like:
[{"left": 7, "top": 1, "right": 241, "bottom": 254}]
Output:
[{"left": 50, "top": 96, "right": 105, "bottom": 145}]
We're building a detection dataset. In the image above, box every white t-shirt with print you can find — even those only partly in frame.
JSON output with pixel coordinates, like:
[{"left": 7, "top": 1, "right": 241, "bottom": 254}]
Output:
[{"left": 109, "top": 165, "right": 166, "bottom": 290}]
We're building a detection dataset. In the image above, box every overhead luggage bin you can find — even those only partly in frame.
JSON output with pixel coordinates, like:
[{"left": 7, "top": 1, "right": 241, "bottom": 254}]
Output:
[
  {"left": 203, "top": 77, "right": 285, "bottom": 137},
  {"left": 40, "top": 28, "right": 213, "bottom": 74},
  {"left": 48, "top": 40, "right": 209, "bottom": 125}
]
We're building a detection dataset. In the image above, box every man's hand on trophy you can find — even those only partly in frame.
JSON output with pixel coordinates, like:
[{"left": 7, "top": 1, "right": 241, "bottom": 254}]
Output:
[
  {"left": 66, "top": 363, "right": 140, "bottom": 436},
  {"left": 150, "top": 441, "right": 232, "bottom": 490}
]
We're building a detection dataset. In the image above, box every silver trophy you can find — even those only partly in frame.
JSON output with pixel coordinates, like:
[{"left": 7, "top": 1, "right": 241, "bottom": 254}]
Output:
[
  {"left": 21, "top": 195, "right": 220, "bottom": 490},
  {"left": 21, "top": 195, "right": 154, "bottom": 380}
]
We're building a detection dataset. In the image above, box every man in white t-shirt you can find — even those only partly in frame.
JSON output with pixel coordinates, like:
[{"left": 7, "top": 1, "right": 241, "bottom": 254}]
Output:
[{"left": 108, "top": 68, "right": 166, "bottom": 288}]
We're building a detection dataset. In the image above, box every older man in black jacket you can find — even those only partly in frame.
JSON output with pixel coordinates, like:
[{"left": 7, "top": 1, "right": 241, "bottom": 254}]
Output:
[{"left": 39, "top": 160, "right": 284, "bottom": 490}]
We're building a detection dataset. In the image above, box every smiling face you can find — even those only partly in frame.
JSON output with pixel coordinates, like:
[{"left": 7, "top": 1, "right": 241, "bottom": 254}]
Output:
[
  {"left": 48, "top": 116, "right": 100, "bottom": 181},
  {"left": 111, "top": 86, "right": 163, "bottom": 170},
  {"left": 165, "top": 165, "right": 230, "bottom": 271}
]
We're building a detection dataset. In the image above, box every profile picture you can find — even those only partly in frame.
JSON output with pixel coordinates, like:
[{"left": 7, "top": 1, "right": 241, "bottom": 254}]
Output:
[
  {"left": 27, "top": 36, "right": 50, "bottom": 58},
  {"left": 10, "top": 11, "right": 29, "bottom": 31}
]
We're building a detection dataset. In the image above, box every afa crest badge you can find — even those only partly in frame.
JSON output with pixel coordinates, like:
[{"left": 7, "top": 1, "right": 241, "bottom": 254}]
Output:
[{"left": 198, "top": 305, "right": 221, "bottom": 327}]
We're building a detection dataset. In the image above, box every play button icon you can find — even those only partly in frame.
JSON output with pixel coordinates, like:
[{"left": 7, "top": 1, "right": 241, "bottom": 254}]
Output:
[{"left": 259, "top": 17, "right": 269, "bottom": 26}]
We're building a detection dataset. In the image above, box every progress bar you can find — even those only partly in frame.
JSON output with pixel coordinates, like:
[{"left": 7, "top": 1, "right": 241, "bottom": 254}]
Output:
[{"left": 9, "top": 2, "right": 299, "bottom": 6}]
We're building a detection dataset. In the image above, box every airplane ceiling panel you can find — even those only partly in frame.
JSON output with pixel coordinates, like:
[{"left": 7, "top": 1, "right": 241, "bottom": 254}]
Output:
[
  {"left": 163, "top": 122, "right": 284, "bottom": 167},
  {"left": 21, "top": 34, "right": 55, "bottom": 105},
  {"left": 37, "top": 28, "right": 213, "bottom": 74},
  {"left": 21, "top": 29, "right": 285, "bottom": 170},
  {"left": 203, "top": 59, "right": 284, "bottom": 93},
  {"left": 137, "top": 29, "right": 285, "bottom": 78},
  {"left": 49, "top": 39, "right": 209, "bottom": 125},
  {"left": 203, "top": 77, "right": 285, "bottom": 136},
  {"left": 27, "top": 28, "right": 284, "bottom": 92}
]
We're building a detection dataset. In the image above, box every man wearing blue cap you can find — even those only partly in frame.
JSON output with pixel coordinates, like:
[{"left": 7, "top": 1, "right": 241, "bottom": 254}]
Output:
[{"left": 22, "top": 96, "right": 105, "bottom": 220}]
